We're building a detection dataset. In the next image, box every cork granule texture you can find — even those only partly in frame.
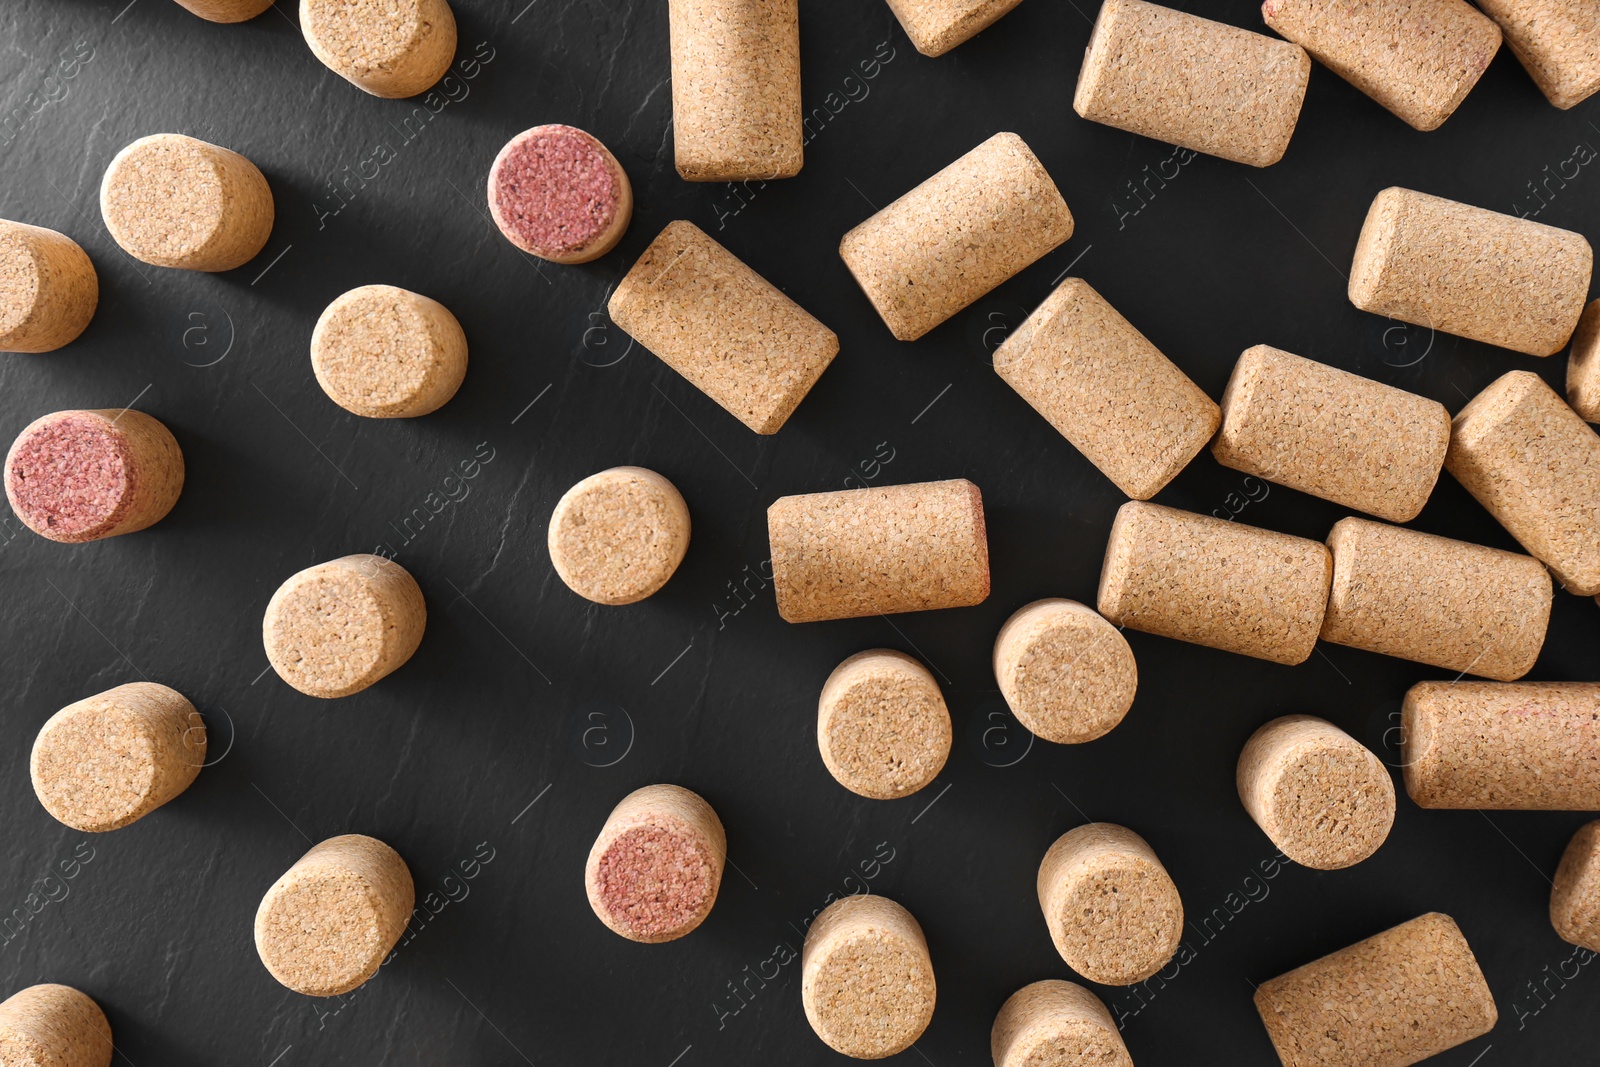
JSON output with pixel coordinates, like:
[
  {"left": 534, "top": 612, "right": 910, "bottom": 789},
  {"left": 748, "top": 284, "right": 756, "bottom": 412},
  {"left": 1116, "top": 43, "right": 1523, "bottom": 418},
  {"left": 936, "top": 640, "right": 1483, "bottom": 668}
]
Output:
[
  {"left": 1566, "top": 300, "right": 1600, "bottom": 422},
  {"left": 1551, "top": 820, "right": 1600, "bottom": 951},
  {"left": 173, "top": 0, "right": 276, "bottom": 21},
  {"left": 817, "top": 650, "right": 952, "bottom": 800},
  {"left": 301, "top": 0, "right": 457, "bottom": 99},
  {"left": 0, "top": 220, "right": 98, "bottom": 353},
  {"left": 487, "top": 125, "right": 631, "bottom": 263},
  {"left": 547, "top": 467, "right": 690, "bottom": 606},
  {"left": 885, "top": 0, "right": 1027, "bottom": 57},
  {"left": 0, "top": 984, "right": 112, "bottom": 1067},
  {"left": 802, "top": 894, "right": 935, "bottom": 1059},
  {"left": 992, "top": 599, "right": 1137, "bottom": 745},
  {"left": 990, "top": 979, "right": 1131, "bottom": 1067},
  {"left": 1478, "top": 0, "right": 1600, "bottom": 109},
  {"left": 584, "top": 784, "right": 726, "bottom": 943},
  {"left": 311, "top": 284, "right": 467, "bottom": 418}
]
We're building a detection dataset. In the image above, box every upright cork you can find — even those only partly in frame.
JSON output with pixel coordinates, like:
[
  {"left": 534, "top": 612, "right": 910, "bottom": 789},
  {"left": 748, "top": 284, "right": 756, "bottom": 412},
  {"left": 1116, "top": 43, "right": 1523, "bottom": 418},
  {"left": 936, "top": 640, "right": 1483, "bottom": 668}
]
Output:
[
  {"left": 300, "top": 0, "right": 457, "bottom": 99},
  {"left": 1254, "top": 913, "right": 1497, "bottom": 1067},
  {"left": 584, "top": 784, "right": 725, "bottom": 943},
  {"left": 487, "top": 125, "right": 632, "bottom": 264},
  {"left": 1349, "top": 187, "right": 1593, "bottom": 358},
  {"left": 994, "top": 277, "right": 1218, "bottom": 500},
  {"left": 255, "top": 835, "right": 414, "bottom": 997},
  {"left": 886, "top": 0, "right": 1027, "bottom": 57},
  {"left": 1075, "top": 0, "right": 1311, "bottom": 167},
  {"left": 311, "top": 284, "right": 467, "bottom": 418},
  {"left": 1477, "top": 0, "right": 1600, "bottom": 109},
  {"left": 992, "top": 599, "right": 1137, "bottom": 745},
  {"left": 1213, "top": 345, "right": 1450, "bottom": 522},
  {"left": 817, "top": 650, "right": 951, "bottom": 800},
  {"left": 802, "top": 894, "right": 935, "bottom": 1058},
  {"left": 171, "top": 0, "right": 275, "bottom": 20},
  {"left": 548, "top": 467, "right": 690, "bottom": 605},
  {"left": 0, "top": 220, "right": 98, "bottom": 353},
  {"left": 1097, "top": 501, "right": 1332, "bottom": 666},
  {"left": 1570, "top": 301, "right": 1600, "bottom": 422},
  {"left": 5, "top": 409, "right": 184, "bottom": 543},
  {"left": 840, "top": 132, "right": 1073, "bottom": 342},
  {"left": 0, "top": 984, "right": 112, "bottom": 1067},
  {"left": 1446, "top": 370, "right": 1600, "bottom": 596},
  {"left": 609, "top": 221, "right": 837, "bottom": 434},
  {"left": 768, "top": 479, "right": 990, "bottom": 623},
  {"left": 991, "top": 980, "right": 1131, "bottom": 1067},
  {"left": 263, "top": 554, "right": 427, "bottom": 699},
  {"left": 1551, "top": 820, "right": 1600, "bottom": 951}
]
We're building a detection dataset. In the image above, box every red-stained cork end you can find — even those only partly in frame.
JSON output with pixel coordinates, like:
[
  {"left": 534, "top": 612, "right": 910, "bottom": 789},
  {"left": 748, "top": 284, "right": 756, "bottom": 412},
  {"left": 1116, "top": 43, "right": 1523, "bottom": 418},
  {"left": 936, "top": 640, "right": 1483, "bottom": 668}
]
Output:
[
  {"left": 487, "top": 125, "right": 632, "bottom": 264},
  {"left": 585, "top": 784, "right": 726, "bottom": 943}
]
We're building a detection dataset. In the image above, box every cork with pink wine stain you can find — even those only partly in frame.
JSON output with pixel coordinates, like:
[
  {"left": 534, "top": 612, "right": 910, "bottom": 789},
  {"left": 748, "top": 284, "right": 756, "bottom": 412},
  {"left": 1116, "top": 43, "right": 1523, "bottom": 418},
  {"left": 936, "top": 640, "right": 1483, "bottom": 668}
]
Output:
[
  {"left": 488, "top": 125, "right": 632, "bottom": 264},
  {"left": 584, "top": 784, "right": 725, "bottom": 943}
]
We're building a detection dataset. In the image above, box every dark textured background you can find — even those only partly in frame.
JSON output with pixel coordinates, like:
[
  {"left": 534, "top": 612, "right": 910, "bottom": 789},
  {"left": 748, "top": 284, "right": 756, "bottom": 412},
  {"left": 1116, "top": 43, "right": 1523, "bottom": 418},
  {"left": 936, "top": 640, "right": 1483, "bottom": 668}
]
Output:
[{"left": 2, "top": 0, "right": 1599, "bottom": 1063}]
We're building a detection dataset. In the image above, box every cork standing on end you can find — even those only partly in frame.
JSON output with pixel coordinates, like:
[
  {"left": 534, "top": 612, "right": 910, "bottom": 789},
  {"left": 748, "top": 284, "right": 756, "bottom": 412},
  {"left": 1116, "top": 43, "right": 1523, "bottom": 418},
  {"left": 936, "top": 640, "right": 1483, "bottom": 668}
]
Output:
[
  {"left": 311, "top": 285, "right": 467, "bottom": 418},
  {"left": 991, "top": 980, "right": 1132, "bottom": 1067},
  {"left": 548, "top": 467, "right": 691, "bottom": 606},
  {"left": 1477, "top": 0, "right": 1600, "bottom": 109},
  {"left": 802, "top": 894, "right": 936, "bottom": 1058},
  {"left": 885, "top": 0, "right": 1028, "bottom": 57},
  {"left": 817, "top": 650, "right": 952, "bottom": 800},
  {"left": 1567, "top": 300, "right": 1600, "bottom": 423},
  {"left": 300, "top": 0, "right": 457, "bottom": 99},
  {"left": 0, "top": 984, "right": 112, "bottom": 1067},
  {"left": 171, "top": 0, "right": 275, "bottom": 20},
  {"left": 1551, "top": 821, "right": 1600, "bottom": 951},
  {"left": 992, "top": 599, "right": 1137, "bottom": 744},
  {"left": 487, "top": 125, "right": 632, "bottom": 264},
  {"left": 0, "top": 220, "right": 98, "bottom": 353},
  {"left": 585, "top": 784, "right": 726, "bottom": 943}
]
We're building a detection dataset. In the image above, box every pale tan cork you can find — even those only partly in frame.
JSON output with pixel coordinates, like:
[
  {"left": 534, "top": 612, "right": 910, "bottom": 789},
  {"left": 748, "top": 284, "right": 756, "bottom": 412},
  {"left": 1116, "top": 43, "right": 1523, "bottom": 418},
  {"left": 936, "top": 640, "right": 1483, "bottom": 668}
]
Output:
[
  {"left": 1349, "top": 187, "right": 1592, "bottom": 358},
  {"left": 817, "top": 650, "right": 951, "bottom": 800},
  {"left": 769, "top": 479, "right": 990, "bottom": 623},
  {"left": 1402, "top": 681, "right": 1600, "bottom": 809},
  {"left": 1255, "top": 913, "right": 1496, "bottom": 1067},
  {"left": 1075, "top": 0, "right": 1311, "bottom": 167},
  {"left": 802, "top": 894, "right": 935, "bottom": 1058},
  {"left": 584, "top": 784, "right": 725, "bottom": 943},
  {"left": 255, "top": 835, "right": 414, "bottom": 997},
  {"left": 991, "top": 980, "right": 1131, "bottom": 1067},
  {"left": 1478, "top": 0, "right": 1600, "bottom": 108},
  {"left": 885, "top": 0, "right": 1027, "bottom": 57},
  {"left": 1213, "top": 345, "right": 1450, "bottom": 522},
  {"left": 172, "top": 0, "right": 275, "bottom": 21},
  {"left": 1446, "top": 370, "right": 1600, "bottom": 596},
  {"left": 548, "top": 467, "right": 690, "bottom": 606},
  {"left": 1551, "top": 820, "right": 1600, "bottom": 950},
  {"left": 0, "top": 220, "right": 97, "bottom": 353},
  {"left": 31, "top": 682, "right": 205, "bottom": 833},
  {"left": 311, "top": 284, "right": 467, "bottom": 418},
  {"left": 995, "top": 278, "right": 1218, "bottom": 500},
  {"left": 263, "top": 554, "right": 426, "bottom": 699},
  {"left": 0, "top": 984, "right": 112, "bottom": 1067},
  {"left": 300, "top": 0, "right": 456, "bottom": 99},
  {"left": 1097, "top": 501, "right": 1332, "bottom": 666},
  {"left": 1038, "top": 823, "right": 1183, "bottom": 986},
  {"left": 1567, "top": 300, "right": 1600, "bottom": 422},
  {"left": 839, "top": 132, "right": 1073, "bottom": 342},
  {"left": 609, "top": 220, "right": 837, "bottom": 434},
  {"left": 1322, "top": 517, "right": 1551, "bottom": 681},
  {"left": 993, "top": 599, "right": 1137, "bottom": 745}
]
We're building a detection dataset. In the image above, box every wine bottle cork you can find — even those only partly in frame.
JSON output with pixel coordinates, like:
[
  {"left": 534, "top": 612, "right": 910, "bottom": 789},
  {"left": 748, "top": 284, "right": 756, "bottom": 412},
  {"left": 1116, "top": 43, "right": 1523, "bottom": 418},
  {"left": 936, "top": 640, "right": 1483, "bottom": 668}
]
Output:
[
  {"left": 1566, "top": 300, "right": 1600, "bottom": 423},
  {"left": 1402, "top": 681, "right": 1600, "bottom": 809},
  {"left": 310, "top": 284, "right": 467, "bottom": 418},
  {"left": 0, "top": 984, "right": 112, "bottom": 1067},
  {"left": 609, "top": 221, "right": 837, "bottom": 434},
  {"left": 1097, "top": 501, "right": 1332, "bottom": 666},
  {"left": 487, "top": 125, "right": 631, "bottom": 264},
  {"left": 839, "top": 132, "right": 1073, "bottom": 342},
  {"left": 100, "top": 134, "right": 274, "bottom": 273},
  {"left": 171, "top": 0, "right": 275, "bottom": 20},
  {"left": 4, "top": 409, "right": 184, "bottom": 543},
  {"left": 1075, "top": 0, "right": 1310, "bottom": 167},
  {"left": 1349, "top": 187, "right": 1593, "bottom": 358},
  {"left": 886, "top": 0, "right": 1027, "bottom": 57},
  {"left": 255, "top": 835, "right": 414, "bottom": 997},
  {"left": 548, "top": 467, "right": 690, "bottom": 606},
  {"left": 1551, "top": 820, "right": 1600, "bottom": 950},
  {"left": 584, "top": 784, "right": 725, "bottom": 943},
  {"left": 817, "top": 650, "right": 951, "bottom": 800},
  {"left": 263, "top": 554, "right": 426, "bottom": 699},
  {"left": 994, "top": 277, "right": 1219, "bottom": 500},
  {"left": 1446, "top": 370, "right": 1600, "bottom": 596},
  {"left": 1037, "top": 823, "right": 1183, "bottom": 986},
  {"left": 1477, "top": 0, "right": 1600, "bottom": 109},
  {"left": 991, "top": 980, "right": 1131, "bottom": 1067},
  {"left": 1213, "top": 345, "right": 1450, "bottom": 522},
  {"left": 801, "top": 894, "right": 935, "bottom": 1058},
  {"left": 992, "top": 599, "right": 1137, "bottom": 745},
  {"left": 1254, "top": 913, "right": 1497, "bottom": 1067},
  {"left": 300, "top": 0, "right": 457, "bottom": 99},
  {"left": 0, "top": 220, "right": 98, "bottom": 353},
  {"left": 768, "top": 479, "right": 990, "bottom": 623}
]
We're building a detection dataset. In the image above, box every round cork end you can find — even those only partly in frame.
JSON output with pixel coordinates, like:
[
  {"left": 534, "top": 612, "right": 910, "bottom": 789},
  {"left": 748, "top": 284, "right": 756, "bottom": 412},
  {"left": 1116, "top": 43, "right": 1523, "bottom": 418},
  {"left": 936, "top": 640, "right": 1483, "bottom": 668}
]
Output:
[
  {"left": 0, "top": 984, "right": 112, "bottom": 1067},
  {"left": 548, "top": 467, "right": 690, "bottom": 605},
  {"left": 991, "top": 979, "right": 1131, "bottom": 1067},
  {"left": 801, "top": 894, "right": 936, "bottom": 1059},
  {"left": 1037, "top": 823, "right": 1183, "bottom": 986},
  {"left": 487, "top": 125, "right": 633, "bottom": 264},
  {"left": 584, "top": 784, "right": 726, "bottom": 943},
  {"left": 817, "top": 650, "right": 951, "bottom": 800},
  {"left": 171, "top": 0, "right": 276, "bottom": 20},
  {"left": 255, "top": 834, "right": 414, "bottom": 997},
  {"left": 300, "top": 0, "right": 458, "bottom": 99},
  {"left": 994, "top": 599, "right": 1137, "bottom": 744},
  {"left": 311, "top": 285, "right": 468, "bottom": 418},
  {"left": 4, "top": 409, "right": 185, "bottom": 543},
  {"left": 262, "top": 554, "right": 427, "bottom": 698},
  {"left": 0, "top": 220, "right": 98, "bottom": 353}
]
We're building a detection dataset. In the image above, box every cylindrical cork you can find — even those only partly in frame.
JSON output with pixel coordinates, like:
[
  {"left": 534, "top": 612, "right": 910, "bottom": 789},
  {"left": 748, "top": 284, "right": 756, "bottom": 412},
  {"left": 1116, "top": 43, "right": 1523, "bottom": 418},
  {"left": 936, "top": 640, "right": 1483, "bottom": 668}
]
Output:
[
  {"left": 991, "top": 980, "right": 1131, "bottom": 1067},
  {"left": 1037, "top": 823, "right": 1183, "bottom": 986},
  {"left": 886, "top": 0, "right": 1027, "bottom": 57},
  {"left": 487, "top": 125, "right": 632, "bottom": 264},
  {"left": 548, "top": 467, "right": 690, "bottom": 606},
  {"left": 1213, "top": 345, "right": 1450, "bottom": 522},
  {"left": 802, "top": 894, "right": 935, "bottom": 1059},
  {"left": 1321, "top": 517, "right": 1551, "bottom": 680},
  {"left": 1097, "top": 501, "right": 1332, "bottom": 666},
  {"left": 1402, "top": 681, "right": 1600, "bottom": 810},
  {"left": 1477, "top": 0, "right": 1600, "bottom": 109},
  {"left": 255, "top": 835, "right": 414, "bottom": 997},
  {"left": 300, "top": 0, "right": 457, "bottom": 99},
  {"left": 768, "top": 479, "right": 990, "bottom": 623},
  {"left": 1075, "top": 0, "right": 1310, "bottom": 167},
  {"left": 584, "top": 784, "right": 726, "bottom": 943},
  {"left": 311, "top": 284, "right": 467, "bottom": 418},
  {"left": 1566, "top": 300, "right": 1600, "bottom": 423},
  {"left": 0, "top": 220, "right": 98, "bottom": 353},
  {"left": 1255, "top": 913, "right": 1497, "bottom": 1067},
  {"left": 1349, "top": 187, "right": 1593, "bottom": 358},
  {"left": 609, "top": 220, "right": 838, "bottom": 434},
  {"left": 5, "top": 409, "right": 184, "bottom": 543},
  {"left": 1551, "top": 820, "right": 1600, "bottom": 950},
  {"left": 0, "top": 984, "right": 112, "bottom": 1067},
  {"left": 1446, "top": 370, "right": 1600, "bottom": 596},
  {"left": 839, "top": 132, "right": 1073, "bottom": 342},
  {"left": 263, "top": 554, "right": 427, "bottom": 699},
  {"left": 817, "top": 650, "right": 952, "bottom": 800},
  {"left": 993, "top": 599, "right": 1137, "bottom": 745},
  {"left": 171, "top": 0, "right": 275, "bottom": 20},
  {"left": 994, "top": 277, "right": 1218, "bottom": 500}
]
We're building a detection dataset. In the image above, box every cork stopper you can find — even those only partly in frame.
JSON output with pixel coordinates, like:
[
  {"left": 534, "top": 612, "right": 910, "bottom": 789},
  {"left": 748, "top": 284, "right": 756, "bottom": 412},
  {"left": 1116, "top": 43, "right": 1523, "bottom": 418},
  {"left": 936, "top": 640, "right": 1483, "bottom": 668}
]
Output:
[
  {"left": 886, "top": 0, "right": 1028, "bottom": 57},
  {"left": 263, "top": 554, "right": 426, "bottom": 698},
  {"left": 584, "top": 784, "right": 726, "bottom": 943},
  {"left": 487, "top": 125, "right": 631, "bottom": 264},
  {"left": 310, "top": 284, "right": 467, "bottom": 418},
  {"left": 0, "top": 220, "right": 98, "bottom": 353},
  {"left": 817, "top": 650, "right": 952, "bottom": 800},
  {"left": 1477, "top": 0, "right": 1600, "bottom": 109},
  {"left": 992, "top": 599, "right": 1137, "bottom": 745},
  {"left": 1569, "top": 300, "right": 1600, "bottom": 422},
  {"left": 801, "top": 894, "right": 936, "bottom": 1059},
  {"left": 171, "top": 0, "right": 275, "bottom": 20},
  {"left": 0, "top": 984, "right": 112, "bottom": 1067},
  {"left": 255, "top": 835, "right": 414, "bottom": 997},
  {"left": 990, "top": 980, "right": 1131, "bottom": 1067},
  {"left": 300, "top": 0, "right": 457, "bottom": 99},
  {"left": 548, "top": 467, "right": 690, "bottom": 606},
  {"left": 1551, "top": 820, "right": 1600, "bottom": 951}
]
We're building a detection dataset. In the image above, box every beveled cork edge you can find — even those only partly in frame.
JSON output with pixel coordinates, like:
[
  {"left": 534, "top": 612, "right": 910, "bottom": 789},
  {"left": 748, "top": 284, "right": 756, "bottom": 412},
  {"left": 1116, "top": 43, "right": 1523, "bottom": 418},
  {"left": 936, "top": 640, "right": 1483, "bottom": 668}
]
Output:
[
  {"left": 1348, "top": 186, "right": 1406, "bottom": 314},
  {"left": 886, "top": 0, "right": 1028, "bottom": 57},
  {"left": 172, "top": 0, "right": 276, "bottom": 21},
  {"left": 0, "top": 984, "right": 112, "bottom": 1067},
  {"left": 801, "top": 894, "right": 935, "bottom": 1057},
  {"left": 583, "top": 783, "right": 726, "bottom": 943},
  {"left": 1551, "top": 820, "right": 1600, "bottom": 950},
  {"left": 1567, "top": 300, "right": 1600, "bottom": 423},
  {"left": 0, "top": 221, "right": 98, "bottom": 353},
  {"left": 991, "top": 979, "right": 1130, "bottom": 1067},
  {"left": 816, "top": 649, "right": 950, "bottom": 799},
  {"left": 300, "top": 0, "right": 458, "bottom": 99}
]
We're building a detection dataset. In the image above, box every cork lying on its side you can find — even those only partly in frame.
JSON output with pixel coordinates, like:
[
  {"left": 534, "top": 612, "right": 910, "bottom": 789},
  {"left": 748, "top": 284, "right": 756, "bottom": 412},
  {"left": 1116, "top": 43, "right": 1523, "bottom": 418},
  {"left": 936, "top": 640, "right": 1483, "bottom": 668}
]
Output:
[
  {"left": 994, "top": 278, "right": 1219, "bottom": 500},
  {"left": 1213, "top": 345, "right": 1450, "bottom": 522},
  {"left": 802, "top": 895, "right": 935, "bottom": 1058},
  {"left": 487, "top": 125, "right": 632, "bottom": 264},
  {"left": 768, "top": 479, "right": 990, "bottom": 623},
  {"left": 548, "top": 467, "right": 691, "bottom": 606},
  {"left": 300, "top": 0, "right": 457, "bottom": 99},
  {"left": 1551, "top": 821, "right": 1600, "bottom": 951},
  {"left": 0, "top": 220, "right": 98, "bottom": 353},
  {"left": 172, "top": 0, "right": 275, "bottom": 20},
  {"left": 885, "top": 0, "right": 1027, "bottom": 57},
  {"left": 991, "top": 980, "right": 1131, "bottom": 1067},
  {"left": 1567, "top": 300, "right": 1600, "bottom": 422},
  {"left": 585, "top": 784, "right": 725, "bottom": 943},
  {"left": 1349, "top": 187, "right": 1593, "bottom": 358},
  {"left": 818, "top": 650, "right": 952, "bottom": 800},
  {"left": 1255, "top": 913, "right": 1497, "bottom": 1067},
  {"left": 839, "top": 132, "right": 1073, "bottom": 341},
  {"left": 0, "top": 984, "right": 112, "bottom": 1067},
  {"left": 311, "top": 285, "right": 467, "bottom": 418},
  {"left": 610, "top": 221, "right": 838, "bottom": 434},
  {"left": 993, "top": 599, "right": 1137, "bottom": 744},
  {"left": 1478, "top": 0, "right": 1600, "bottom": 109}
]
